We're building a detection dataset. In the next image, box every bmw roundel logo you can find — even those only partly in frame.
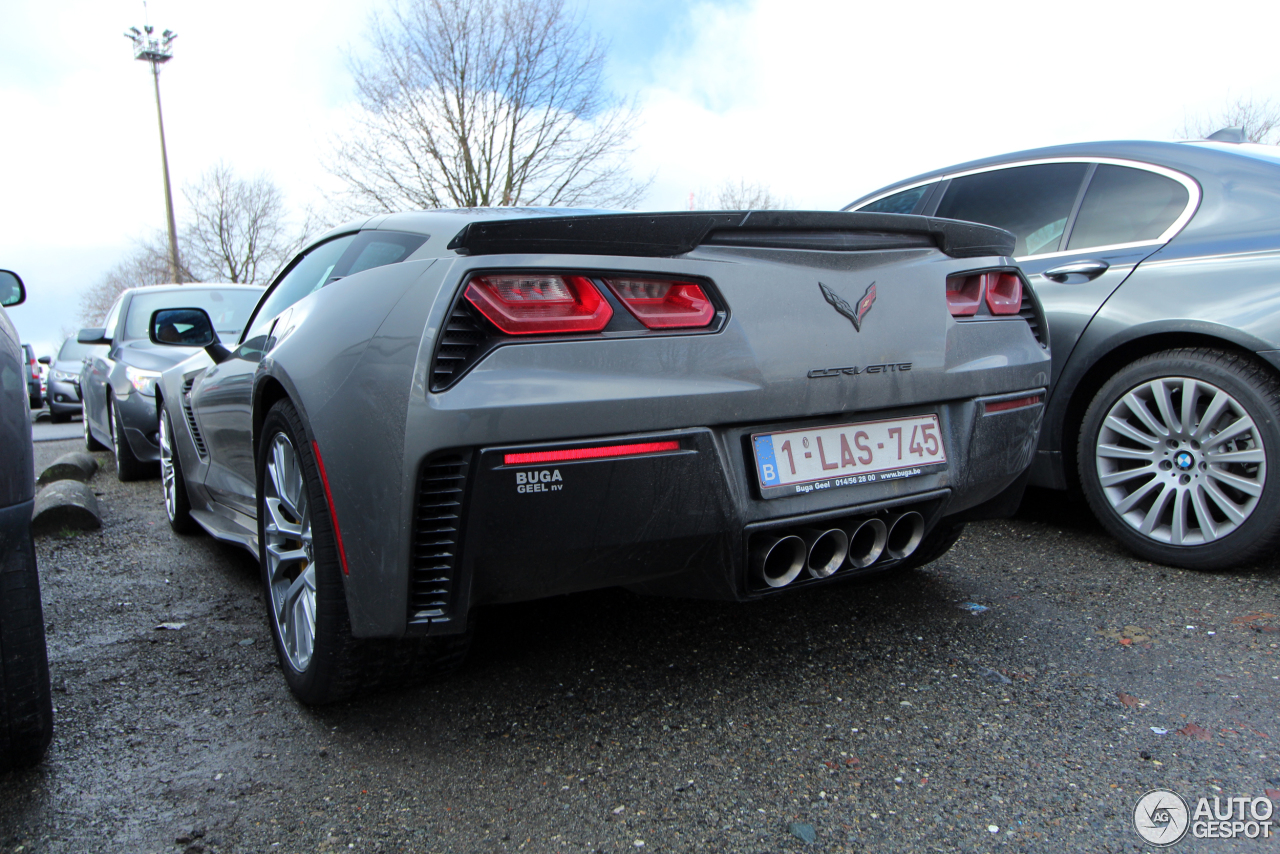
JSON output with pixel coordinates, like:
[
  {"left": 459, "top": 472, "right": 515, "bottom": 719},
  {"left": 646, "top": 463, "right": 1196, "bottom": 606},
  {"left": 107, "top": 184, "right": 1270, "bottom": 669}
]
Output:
[{"left": 1175, "top": 451, "right": 1195, "bottom": 470}]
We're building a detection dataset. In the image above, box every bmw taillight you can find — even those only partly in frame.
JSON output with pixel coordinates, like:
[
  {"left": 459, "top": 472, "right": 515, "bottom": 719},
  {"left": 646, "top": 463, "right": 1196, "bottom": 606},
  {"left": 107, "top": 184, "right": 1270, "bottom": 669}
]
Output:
[
  {"left": 464, "top": 274, "right": 613, "bottom": 335},
  {"left": 602, "top": 277, "right": 715, "bottom": 329},
  {"left": 946, "top": 271, "right": 1023, "bottom": 317}
]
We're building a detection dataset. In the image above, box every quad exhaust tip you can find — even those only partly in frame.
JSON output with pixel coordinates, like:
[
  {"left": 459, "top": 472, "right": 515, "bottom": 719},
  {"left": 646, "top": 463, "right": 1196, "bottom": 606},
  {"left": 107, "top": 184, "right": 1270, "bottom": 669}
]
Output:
[
  {"left": 797, "top": 528, "right": 849, "bottom": 579},
  {"left": 845, "top": 518, "right": 887, "bottom": 568},
  {"left": 885, "top": 511, "right": 925, "bottom": 560},
  {"left": 752, "top": 533, "right": 807, "bottom": 588}
]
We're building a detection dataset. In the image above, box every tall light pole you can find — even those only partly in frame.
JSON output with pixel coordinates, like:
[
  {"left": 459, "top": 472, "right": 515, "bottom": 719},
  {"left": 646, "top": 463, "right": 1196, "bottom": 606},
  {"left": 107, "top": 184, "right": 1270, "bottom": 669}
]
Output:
[{"left": 124, "top": 24, "right": 182, "bottom": 283}]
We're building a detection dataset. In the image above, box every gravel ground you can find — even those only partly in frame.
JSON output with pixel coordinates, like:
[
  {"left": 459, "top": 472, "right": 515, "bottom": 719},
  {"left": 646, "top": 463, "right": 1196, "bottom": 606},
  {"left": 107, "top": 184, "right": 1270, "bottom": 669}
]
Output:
[{"left": 2, "top": 438, "right": 1278, "bottom": 853}]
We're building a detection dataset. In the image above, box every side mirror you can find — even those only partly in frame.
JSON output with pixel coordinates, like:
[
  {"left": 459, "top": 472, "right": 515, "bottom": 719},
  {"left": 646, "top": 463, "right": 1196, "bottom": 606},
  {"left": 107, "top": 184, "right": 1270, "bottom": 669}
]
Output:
[
  {"left": 38, "top": 355, "right": 50, "bottom": 365},
  {"left": 149, "top": 307, "right": 230, "bottom": 364},
  {"left": 77, "top": 327, "right": 109, "bottom": 345},
  {"left": 0, "top": 270, "right": 24, "bottom": 307}
]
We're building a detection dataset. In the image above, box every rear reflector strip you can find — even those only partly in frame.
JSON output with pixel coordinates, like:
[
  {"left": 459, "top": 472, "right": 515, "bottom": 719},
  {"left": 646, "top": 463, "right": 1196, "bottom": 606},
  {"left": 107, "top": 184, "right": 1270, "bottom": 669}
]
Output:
[
  {"left": 984, "top": 395, "right": 1043, "bottom": 414},
  {"left": 504, "top": 440, "right": 681, "bottom": 466}
]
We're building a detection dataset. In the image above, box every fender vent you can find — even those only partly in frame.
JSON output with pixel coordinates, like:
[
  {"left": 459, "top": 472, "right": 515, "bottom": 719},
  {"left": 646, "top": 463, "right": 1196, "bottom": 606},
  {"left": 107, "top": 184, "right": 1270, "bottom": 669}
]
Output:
[
  {"left": 430, "top": 303, "right": 490, "bottom": 392},
  {"left": 1018, "top": 291, "right": 1047, "bottom": 349},
  {"left": 408, "top": 452, "right": 472, "bottom": 625},
  {"left": 181, "top": 378, "right": 208, "bottom": 458}
]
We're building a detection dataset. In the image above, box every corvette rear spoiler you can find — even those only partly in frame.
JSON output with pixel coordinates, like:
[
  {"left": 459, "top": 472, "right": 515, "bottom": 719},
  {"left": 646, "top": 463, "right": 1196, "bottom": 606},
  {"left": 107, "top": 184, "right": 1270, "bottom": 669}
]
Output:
[{"left": 446, "top": 211, "right": 1015, "bottom": 259}]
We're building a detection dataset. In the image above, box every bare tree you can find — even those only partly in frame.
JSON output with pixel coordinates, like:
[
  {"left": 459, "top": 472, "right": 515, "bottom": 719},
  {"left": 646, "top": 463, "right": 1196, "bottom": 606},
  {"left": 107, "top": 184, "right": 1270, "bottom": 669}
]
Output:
[
  {"left": 330, "top": 0, "right": 649, "bottom": 214},
  {"left": 1181, "top": 95, "right": 1280, "bottom": 144},
  {"left": 694, "top": 179, "right": 790, "bottom": 210},
  {"left": 78, "top": 233, "right": 184, "bottom": 326},
  {"left": 182, "top": 163, "right": 309, "bottom": 284}
]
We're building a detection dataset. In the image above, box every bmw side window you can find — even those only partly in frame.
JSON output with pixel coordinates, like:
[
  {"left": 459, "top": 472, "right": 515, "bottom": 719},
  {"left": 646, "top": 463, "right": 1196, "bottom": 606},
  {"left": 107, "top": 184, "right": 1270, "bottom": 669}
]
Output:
[
  {"left": 1066, "top": 165, "right": 1191, "bottom": 251},
  {"left": 856, "top": 185, "right": 932, "bottom": 215},
  {"left": 934, "top": 163, "right": 1089, "bottom": 257}
]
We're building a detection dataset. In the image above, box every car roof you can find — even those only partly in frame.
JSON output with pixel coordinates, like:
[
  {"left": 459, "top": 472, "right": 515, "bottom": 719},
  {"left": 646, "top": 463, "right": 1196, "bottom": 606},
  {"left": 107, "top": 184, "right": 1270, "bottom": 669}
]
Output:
[{"left": 845, "top": 139, "right": 1280, "bottom": 209}]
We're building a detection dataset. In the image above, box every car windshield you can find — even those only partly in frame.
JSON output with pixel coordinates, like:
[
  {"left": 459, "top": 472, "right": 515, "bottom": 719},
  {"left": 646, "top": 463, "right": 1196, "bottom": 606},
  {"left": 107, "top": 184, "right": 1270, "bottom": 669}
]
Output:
[
  {"left": 56, "top": 338, "right": 94, "bottom": 361},
  {"left": 123, "top": 288, "right": 261, "bottom": 341}
]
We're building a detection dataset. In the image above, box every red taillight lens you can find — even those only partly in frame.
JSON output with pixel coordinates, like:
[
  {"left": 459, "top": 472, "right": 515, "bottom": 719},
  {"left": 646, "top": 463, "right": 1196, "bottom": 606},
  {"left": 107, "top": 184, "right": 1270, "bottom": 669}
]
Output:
[
  {"left": 985, "top": 272, "right": 1022, "bottom": 315},
  {"left": 603, "top": 278, "right": 715, "bottom": 329},
  {"left": 503, "top": 440, "right": 680, "bottom": 466},
  {"left": 464, "top": 274, "right": 613, "bottom": 335},
  {"left": 946, "top": 274, "right": 984, "bottom": 316}
]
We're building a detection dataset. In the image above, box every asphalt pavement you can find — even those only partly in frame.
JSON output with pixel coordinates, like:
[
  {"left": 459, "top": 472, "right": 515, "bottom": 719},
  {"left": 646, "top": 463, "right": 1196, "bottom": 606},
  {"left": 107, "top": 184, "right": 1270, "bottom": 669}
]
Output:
[
  {"left": 2, "top": 438, "right": 1277, "bottom": 853},
  {"left": 28, "top": 409, "right": 82, "bottom": 443}
]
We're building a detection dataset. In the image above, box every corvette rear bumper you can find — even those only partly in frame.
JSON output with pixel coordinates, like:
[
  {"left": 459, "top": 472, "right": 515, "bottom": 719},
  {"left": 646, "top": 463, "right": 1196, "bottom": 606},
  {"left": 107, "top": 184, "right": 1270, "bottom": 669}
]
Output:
[{"left": 405, "top": 391, "right": 1044, "bottom": 636}]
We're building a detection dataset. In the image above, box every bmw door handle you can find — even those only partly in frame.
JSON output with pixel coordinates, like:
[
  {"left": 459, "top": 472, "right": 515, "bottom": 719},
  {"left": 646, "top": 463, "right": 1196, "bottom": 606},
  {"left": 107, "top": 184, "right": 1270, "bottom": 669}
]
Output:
[{"left": 1042, "top": 260, "right": 1109, "bottom": 283}]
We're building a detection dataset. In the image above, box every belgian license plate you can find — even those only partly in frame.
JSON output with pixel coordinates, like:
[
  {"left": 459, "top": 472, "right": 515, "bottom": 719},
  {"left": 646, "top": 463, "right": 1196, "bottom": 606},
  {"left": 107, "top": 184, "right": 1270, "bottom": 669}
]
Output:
[{"left": 751, "top": 414, "right": 946, "bottom": 497}]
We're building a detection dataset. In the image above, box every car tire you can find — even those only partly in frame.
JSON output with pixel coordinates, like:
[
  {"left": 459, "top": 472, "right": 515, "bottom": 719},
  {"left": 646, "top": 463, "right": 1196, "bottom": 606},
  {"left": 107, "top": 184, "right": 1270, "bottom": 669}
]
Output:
[
  {"left": 50, "top": 412, "right": 70, "bottom": 425},
  {"left": 159, "top": 407, "right": 199, "bottom": 535},
  {"left": 110, "top": 398, "right": 146, "bottom": 482},
  {"left": 83, "top": 407, "right": 107, "bottom": 452},
  {"left": 28, "top": 394, "right": 41, "bottom": 411},
  {"left": 1078, "top": 347, "right": 1280, "bottom": 570},
  {"left": 0, "top": 525, "right": 54, "bottom": 772},
  {"left": 257, "top": 399, "right": 470, "bottom": 705}
]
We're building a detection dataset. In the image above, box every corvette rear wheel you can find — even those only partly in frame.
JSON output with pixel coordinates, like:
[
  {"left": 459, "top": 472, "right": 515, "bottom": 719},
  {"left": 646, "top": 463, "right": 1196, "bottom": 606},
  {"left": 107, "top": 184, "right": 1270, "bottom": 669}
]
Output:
[
  {"left": 83, "top": 405, "right": 106, "bottom": 452},
  {"left": 159, "top": 407, "right": 198, "bottom": 534},
  {"left": 258, "top": 400, "right": 472, "bottom": 705},
  {"left": 1079, "top": 348, "right": 1280, "bottom": 570},
  {"left": 110, "top": 398, "right": 145, "bottom": 482}
]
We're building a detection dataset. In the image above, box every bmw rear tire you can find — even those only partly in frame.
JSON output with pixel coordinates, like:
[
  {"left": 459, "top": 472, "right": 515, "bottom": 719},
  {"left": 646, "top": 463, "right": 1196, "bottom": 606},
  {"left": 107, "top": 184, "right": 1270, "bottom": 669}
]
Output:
[{"left": 1078, "top": 348, "right": 1280, "bottom": 570}]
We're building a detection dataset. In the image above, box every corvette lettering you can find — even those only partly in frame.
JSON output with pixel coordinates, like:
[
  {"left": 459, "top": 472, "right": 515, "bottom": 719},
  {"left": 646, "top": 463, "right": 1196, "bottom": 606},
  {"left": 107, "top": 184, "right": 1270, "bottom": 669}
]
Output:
[{"left": 808, "top": 362, "right": 912, "bottom": 379}]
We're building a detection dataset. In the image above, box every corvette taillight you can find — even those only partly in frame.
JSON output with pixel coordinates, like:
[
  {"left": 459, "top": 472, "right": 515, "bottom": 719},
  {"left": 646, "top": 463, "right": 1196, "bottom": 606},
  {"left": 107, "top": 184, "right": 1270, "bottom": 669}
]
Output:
[
  {"left": 946, "top": 271, "right": 1023, "bottom": 317},
  {"left": 985, "top": 272, "right": 1022, "bottom": 315},
  {"left": 603, "top": 278, "right": 715, "bottom": 329},
  {"left": 946, "top": 274, "right": 984, "bottom": 316},
  {"left": 464, "top": 274, "right": 613, "bottom": 335}
]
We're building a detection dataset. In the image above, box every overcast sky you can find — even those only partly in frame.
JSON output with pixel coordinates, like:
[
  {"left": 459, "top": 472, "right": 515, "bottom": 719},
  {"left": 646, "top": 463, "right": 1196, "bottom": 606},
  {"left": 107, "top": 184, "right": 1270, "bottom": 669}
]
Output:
[{"left": 3, "top": 0, "right": 1278, "bottom": 356}]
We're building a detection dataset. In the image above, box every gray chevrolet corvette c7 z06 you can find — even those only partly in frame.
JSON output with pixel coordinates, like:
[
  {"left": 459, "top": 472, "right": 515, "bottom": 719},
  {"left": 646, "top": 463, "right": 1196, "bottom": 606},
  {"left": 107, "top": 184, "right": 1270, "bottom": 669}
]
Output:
[{"left": 151, "top": 208, "right": 1051, "bottom": 705}]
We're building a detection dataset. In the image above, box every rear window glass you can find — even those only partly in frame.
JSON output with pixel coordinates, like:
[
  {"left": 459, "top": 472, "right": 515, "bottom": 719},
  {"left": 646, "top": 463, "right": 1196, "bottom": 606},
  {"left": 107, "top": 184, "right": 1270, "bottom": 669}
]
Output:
[
  {"left": 1066, "top": 165, "right": 1190, "bottom": 250},
  {"left": 935, "top": 163, "right": 1089, "bottom": 257},
  {"left": 857, "top": 185, "right": 930, "bottom": 215},
  {"left": 124, "top": 288, "right": 262, "bottom": 340}
]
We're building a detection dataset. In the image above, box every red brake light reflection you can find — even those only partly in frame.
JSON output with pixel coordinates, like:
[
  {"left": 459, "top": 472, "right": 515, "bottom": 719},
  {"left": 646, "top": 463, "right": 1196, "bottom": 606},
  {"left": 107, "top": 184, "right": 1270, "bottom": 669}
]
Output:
[
  {"left": 504, "top": 440, "right": 680, "bottom": 466},
  {"left": 986, "top": 272, "right": 1023, "bottom": 315},
  {"left": 464, "top": 274, "right": 613, "bottom": 335},
  {"left": 604, "top": 278, "right": 715, "bottom": 328}
]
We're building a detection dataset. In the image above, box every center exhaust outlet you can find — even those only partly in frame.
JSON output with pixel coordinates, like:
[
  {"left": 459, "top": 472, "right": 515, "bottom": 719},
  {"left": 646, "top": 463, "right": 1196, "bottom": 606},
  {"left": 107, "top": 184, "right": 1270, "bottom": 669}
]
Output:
[
  {"left": 885, "top": 511, "right": 925, "bottom": 560},
  {"left": 751, "top": 533, "right": 806, "bottom": 588},
  {"left": 797, "top": 528, "right": 849, "bottom": 578},
  {"left": 845, "top": 518, "right": 888, "bottom": 568}
]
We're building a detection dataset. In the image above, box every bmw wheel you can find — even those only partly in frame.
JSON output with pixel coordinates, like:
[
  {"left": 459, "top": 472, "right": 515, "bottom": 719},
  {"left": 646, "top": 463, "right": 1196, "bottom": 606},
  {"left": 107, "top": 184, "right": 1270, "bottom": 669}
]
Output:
[
  {"left": 1079, "top": 348, "right": 1280, "bottom": 570},
  {"left": 158, "top": 406, "right": 198, "bottom": 534}
]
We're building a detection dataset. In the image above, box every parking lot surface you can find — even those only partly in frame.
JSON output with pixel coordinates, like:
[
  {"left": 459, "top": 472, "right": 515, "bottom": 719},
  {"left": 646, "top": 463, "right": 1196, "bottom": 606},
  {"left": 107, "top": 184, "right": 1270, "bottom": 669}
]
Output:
[{"left": 2, "top": 438, "right": 1277, "bottom": 853}]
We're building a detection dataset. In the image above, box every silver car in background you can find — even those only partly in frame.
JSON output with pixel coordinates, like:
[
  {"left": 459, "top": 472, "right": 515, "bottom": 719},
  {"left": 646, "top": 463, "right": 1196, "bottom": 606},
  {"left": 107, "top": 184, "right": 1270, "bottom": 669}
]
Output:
[
  {"left": 77, "top": 284, "right": 263, "bottom": 480},
  {"left": 849, "top": 137, "right": 1280, "bottom": 570}
]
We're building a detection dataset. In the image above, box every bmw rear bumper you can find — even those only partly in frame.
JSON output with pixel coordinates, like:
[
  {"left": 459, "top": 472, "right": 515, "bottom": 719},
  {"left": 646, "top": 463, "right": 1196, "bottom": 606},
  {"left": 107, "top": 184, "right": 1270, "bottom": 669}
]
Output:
[{"left": 405, "top": 391, "right": 1044, "bottom": 636}]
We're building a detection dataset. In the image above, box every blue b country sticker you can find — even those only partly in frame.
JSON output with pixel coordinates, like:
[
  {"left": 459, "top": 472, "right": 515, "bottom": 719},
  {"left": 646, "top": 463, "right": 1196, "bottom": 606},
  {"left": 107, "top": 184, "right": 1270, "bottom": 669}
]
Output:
[{"left": 754, "top": 435, "right": 780, "bottom": 486}]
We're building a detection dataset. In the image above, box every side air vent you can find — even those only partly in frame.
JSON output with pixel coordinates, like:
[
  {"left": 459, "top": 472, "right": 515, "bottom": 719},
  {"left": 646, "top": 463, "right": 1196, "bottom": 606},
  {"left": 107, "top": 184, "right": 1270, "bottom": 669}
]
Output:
[
  {"left": 408, "top": 452, "right": 472, "bottom": 625},
  {"left": 430, "top": 303, "right": 491, "bottom": 392},
  {"left": 181, "top": 377, "right": 208, "bottom": 457},
  {"left": 1018, "top": 291, "right": 1047, "bottom": 349}
]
